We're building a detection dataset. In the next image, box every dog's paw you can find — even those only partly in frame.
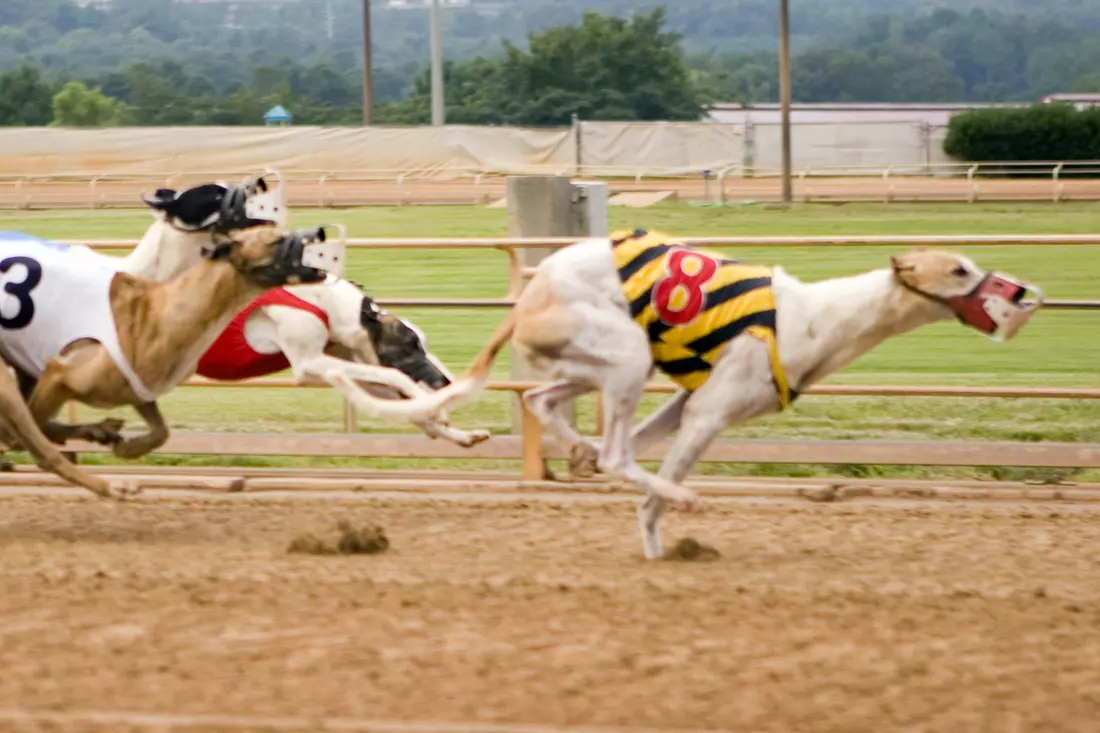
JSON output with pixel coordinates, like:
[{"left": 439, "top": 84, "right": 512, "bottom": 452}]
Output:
[
  {"left": 568, "top": 442, "right": 600, "bottom": 479},
  {"left": 456, "top": 429, "right": 491, "bottom": 447},
  {"left": 111, "top": 439, "right": 151, "bottom": 461},
  {"left": 80, "top": 418, "right": 125, "bottom": 445},
  {"left": 663, "top": 485, "right": 706, "bottom": 513},
  {"left": 101, "top": 480, "right": 142, "bottom": 501}
]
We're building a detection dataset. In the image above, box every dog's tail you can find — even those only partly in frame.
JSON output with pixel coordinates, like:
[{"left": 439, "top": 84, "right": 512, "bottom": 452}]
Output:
[
  {"left": 425, "top": 309, "right": 516, "bottom": 412},
  {"left": 464, "top": 309, "right": 516, "bottom": 385}
]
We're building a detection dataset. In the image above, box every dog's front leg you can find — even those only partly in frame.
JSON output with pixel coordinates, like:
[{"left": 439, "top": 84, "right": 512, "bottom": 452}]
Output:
[
  {"left": 639, "top": 338, "right": 782, "bottom": 560},
  {"left": 111, "top": 402, "right": 169, "bottom": 460}
]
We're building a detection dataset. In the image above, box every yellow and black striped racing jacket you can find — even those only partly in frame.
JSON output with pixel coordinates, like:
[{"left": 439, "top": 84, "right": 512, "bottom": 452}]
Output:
[{"left": 610, "top": 228, "right": 795, "bottom": 408}]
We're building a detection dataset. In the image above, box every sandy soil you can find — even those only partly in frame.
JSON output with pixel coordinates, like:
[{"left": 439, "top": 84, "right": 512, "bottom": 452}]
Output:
[{"left": 2, "top": 489, "right": 1100, "bottom": 732}]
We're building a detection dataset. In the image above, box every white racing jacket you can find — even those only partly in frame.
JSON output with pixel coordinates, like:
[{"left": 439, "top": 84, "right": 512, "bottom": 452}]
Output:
[{"left": 0, "top": 232, "right": 155, "bottom": 402}]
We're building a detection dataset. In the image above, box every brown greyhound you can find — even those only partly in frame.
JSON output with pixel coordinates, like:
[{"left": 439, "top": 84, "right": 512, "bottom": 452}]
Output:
[{"left": 0, "top": 226, "right": 328, "bottom": 498}]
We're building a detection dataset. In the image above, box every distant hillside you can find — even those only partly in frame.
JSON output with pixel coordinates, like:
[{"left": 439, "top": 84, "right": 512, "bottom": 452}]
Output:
[{"left": 1, "top": 0, "right": 1098, "bottom": 108}]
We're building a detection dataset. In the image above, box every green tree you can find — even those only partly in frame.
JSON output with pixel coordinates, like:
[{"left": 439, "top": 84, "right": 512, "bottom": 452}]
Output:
[
  {"left": 394, "top": 9, "right": 703, "bottom": 126},
  {"left": 498, "top": 9, "right": 703, "bottom": 124},
  {"left": 0, "top": 65, "right": 53, "bottom": 125},
  {"left": 51, "top": 80, "right": 123, "bottom": 127}
]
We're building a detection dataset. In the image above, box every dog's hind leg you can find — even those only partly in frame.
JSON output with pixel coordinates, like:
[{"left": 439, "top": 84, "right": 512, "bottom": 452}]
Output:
[
  {"left": 638, "top": 337, "right": 782, "bottom": 559},
  {"left": 544, "top": 305, "right": 704, "bottom": 515},
  {"left": 6, "top": 368, "right": 124, "bottom": 448},
  {"left": 557, "top": 389, "right": 690, "bottom": 479},
  {"left": 356, "top": 381, "right": 490, "bottom": 448},
  {"left": 523, "top": 381, "right": 592, "bottom": 442},
  {"left": 0, "top": 360, "right": 134, "bottom": 498}
]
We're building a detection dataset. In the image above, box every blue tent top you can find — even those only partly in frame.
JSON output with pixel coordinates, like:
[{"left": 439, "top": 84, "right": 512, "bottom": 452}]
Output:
[{"left": 264, "top": 105, "right": 292, "bottom": 123}]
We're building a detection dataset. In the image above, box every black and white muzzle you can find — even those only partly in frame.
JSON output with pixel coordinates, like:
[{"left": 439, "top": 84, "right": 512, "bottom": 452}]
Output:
[{"left": 208, "top": 227, "right": 330, "bottom": 288}]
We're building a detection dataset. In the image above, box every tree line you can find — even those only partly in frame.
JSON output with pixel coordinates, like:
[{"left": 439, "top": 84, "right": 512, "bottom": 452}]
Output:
[{"left": 2, "top": 5, "right": 1100, "bottom": 128}]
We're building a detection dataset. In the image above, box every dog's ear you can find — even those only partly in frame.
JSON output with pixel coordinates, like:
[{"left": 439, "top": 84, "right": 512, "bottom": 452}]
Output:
[
  {"left": 167, "top": 184, "right": 227, "bottom": 229},
  {"left": 142, "top": 188, "right": 178, "bottom": 212},
  {"left": 360, "top": 296, "right": 382, "bottom": 323},
  {"left": 244, "top": 174, "right": 269, "bottom": 194},
  {"left": 891, "top": 254, "right": 916, "bottom": 273}
]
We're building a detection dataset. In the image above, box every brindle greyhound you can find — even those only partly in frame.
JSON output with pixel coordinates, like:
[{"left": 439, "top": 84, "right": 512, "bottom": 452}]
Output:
[
  {"left": 0, "top": 226, "right": 328, "bottom": 498},
  {"left": 1, "top": 172, "right": 289, "bottom": 466},
  {"left": 65, "top": 174, "right": 487, "bottom": 449}
]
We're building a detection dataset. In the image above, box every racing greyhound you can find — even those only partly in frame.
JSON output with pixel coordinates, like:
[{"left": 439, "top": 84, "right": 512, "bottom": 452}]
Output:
[
  {"left": 361, "top": 229, "right": 1044, "bottom": 559},
  {"left": 29, "top": 173, "right": 485, "bottom": 452},
  {"left": 0, "top": 226, "right": 328, "bottom": 498}
]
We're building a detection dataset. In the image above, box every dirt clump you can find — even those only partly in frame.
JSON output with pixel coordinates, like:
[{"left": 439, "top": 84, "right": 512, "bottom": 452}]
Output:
[
  {"left": 287, "top": 520, "right": 390, "bottom": 556},
  {"left": 662, "top": 537, "right": 721, "bottom": 562}
]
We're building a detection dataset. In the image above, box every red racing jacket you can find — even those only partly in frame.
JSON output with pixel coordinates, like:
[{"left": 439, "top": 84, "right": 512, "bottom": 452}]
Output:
[{"left": 196, "top": 288, "right": 329, "bottom": 381}]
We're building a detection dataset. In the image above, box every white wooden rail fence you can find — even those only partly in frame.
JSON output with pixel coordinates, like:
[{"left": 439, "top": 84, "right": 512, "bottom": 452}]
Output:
[{"left": 5, "top": 161, "right": 1100, "bottom": 207}]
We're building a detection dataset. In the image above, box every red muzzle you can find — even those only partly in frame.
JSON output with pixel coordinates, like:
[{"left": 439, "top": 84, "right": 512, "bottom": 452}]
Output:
[{"left": 945, "top": 274, "right": 1043, "bottom": 342}]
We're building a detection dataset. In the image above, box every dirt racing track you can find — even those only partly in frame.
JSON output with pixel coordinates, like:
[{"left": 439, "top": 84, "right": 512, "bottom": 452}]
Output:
[{"left": 3, "top": 467, "right": 1100, "bottom": 733}]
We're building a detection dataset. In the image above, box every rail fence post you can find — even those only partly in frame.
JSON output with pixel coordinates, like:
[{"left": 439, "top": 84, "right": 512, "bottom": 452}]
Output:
[{"left": 505, "top": 175, "right": 608, "bottom": 478}]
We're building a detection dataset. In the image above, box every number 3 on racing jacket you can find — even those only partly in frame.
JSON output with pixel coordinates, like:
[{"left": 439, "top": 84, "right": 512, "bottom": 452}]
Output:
[
  {"left": 0, "top": 231, "right": 155, "bottom": 400},
  {"left": 610, "top": 228, "right": 797, "bottom": 409}
]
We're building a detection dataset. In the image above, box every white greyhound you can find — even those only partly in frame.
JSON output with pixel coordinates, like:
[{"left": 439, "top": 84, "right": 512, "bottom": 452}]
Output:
[
  {"left": 194, "top": 274, "right": 490, "bottom": 447},
  {"left": 36, "top": 173, "right": 487, "bottom": 449},
  {"left": 356, "top": 229, "right": 1044, "bottom": 559}
]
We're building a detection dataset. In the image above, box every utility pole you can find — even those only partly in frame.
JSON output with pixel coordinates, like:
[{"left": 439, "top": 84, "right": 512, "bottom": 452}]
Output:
[
  {"left": 778, "top": 0, "right": 792, "bottom": 204},
  {"left": 361, "top": 0, "right": 373, "bottom": 125},
  {"left": 429, "top": 0, "right": 445, "bottom": 126}
]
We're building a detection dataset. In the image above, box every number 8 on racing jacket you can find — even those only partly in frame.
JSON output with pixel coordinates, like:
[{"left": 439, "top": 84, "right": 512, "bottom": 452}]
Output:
[
  {"left": 0, "top": 231, "right": 158, "bottom": 402},
  {"left": 610, "top": 228, "right": 797, "bottom": 409}
]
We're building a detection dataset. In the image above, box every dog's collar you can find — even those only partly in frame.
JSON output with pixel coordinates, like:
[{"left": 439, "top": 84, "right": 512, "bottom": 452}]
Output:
[{"left": 894, "top": 271, "right": 985, "bottom": 310}]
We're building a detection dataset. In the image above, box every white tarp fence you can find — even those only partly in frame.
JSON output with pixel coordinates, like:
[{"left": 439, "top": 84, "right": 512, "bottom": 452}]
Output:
[{"left": 0, "top": 121, "right": 953, "bottom": 179}]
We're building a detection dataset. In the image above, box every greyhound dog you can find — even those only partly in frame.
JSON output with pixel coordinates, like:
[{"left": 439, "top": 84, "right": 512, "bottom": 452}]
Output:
[
  {"left": 195, "top": 275, "right": 490, "bottom": 447},
  {"left": 364, "top": 229, "right": 1044, "bottom": 559},
  {"left": 30, "top": 173, "right": 485, "bottom": 450},
  {"left": 133, "top": 175, "right": 487, "bottom": 447},
  {"left": 0, "top": 226, "right": 328, "bottom": 498}
]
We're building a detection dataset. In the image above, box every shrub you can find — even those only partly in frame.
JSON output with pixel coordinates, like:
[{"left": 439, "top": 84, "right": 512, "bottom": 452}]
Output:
[{"left": 944, "top": 104, "right": 1100, "bottom": 162}]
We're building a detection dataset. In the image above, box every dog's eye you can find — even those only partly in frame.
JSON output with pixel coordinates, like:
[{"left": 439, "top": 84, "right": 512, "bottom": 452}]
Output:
[{"left": 952, "top": 266, "right": 968, "bottom": 277}]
